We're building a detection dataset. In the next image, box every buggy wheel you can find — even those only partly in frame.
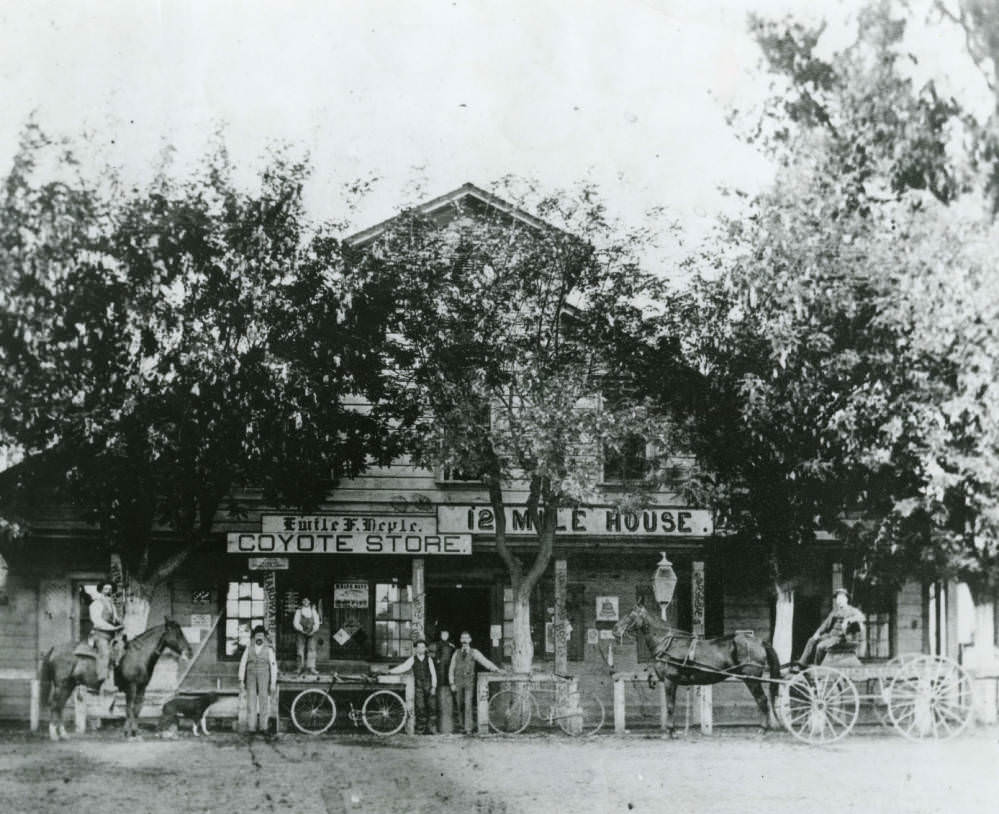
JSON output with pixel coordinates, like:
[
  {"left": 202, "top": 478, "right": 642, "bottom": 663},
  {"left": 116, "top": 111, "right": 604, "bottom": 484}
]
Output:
[
  {"left": 487, "top": 689, "right": 534, "bottom": 734},
  {"left": 362, "top": 690, "right": 407, "bottom": 736},
  {"left": 876, "top": 654, "right": 922, "bottom": 726},
  {"left": 291, "top": 689, "right": 337, "bottom": 735},
  {"left": 555, "top": 693, "right": 605, "bottom": 737},
  {"left": 781, "top": 666, "right": 858, "bottom": 745},
  {"left": 887, "top": 655, "right": 973, "bottom": 740}
]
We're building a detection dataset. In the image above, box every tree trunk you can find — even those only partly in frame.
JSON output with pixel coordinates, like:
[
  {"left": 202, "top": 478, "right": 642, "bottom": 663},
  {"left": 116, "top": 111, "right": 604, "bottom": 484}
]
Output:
[
  {"left": 122, "top": 579, "right": 154, "bottom": 639},
  {"left": 112, "top": 545, "right": 196, "bottom": 637},
  {"left": 772, "top": 582, "right": 795, "bottom": 664},
  {"left": 510, "top": 591, "right": 534, "bottom": 674}
]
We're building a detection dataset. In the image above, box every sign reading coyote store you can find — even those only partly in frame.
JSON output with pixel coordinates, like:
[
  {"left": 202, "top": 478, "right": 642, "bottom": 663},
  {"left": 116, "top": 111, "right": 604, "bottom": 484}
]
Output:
[
  {"left": 228, "top": 514, "right": 471, "bottom": 555},
  {"left": 437, "top": 505, "right": 713, "bottom": 536}
]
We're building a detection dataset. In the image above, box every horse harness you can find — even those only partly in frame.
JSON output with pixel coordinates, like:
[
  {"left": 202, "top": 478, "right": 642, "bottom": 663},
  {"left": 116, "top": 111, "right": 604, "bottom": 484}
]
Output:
[{"left": 652, "top": 631, "right": 759, "bottom": 679}]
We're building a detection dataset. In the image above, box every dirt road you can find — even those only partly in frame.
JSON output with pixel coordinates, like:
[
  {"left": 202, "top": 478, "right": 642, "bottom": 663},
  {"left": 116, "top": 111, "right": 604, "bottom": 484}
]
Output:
[{"left": 1, "top": 728, "right": 997, "bottom": 813}]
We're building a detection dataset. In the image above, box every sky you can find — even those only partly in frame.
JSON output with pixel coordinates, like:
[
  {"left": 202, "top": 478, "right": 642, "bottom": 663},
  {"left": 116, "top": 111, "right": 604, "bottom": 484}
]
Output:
[{"left": 0, "top": 0, "right": 988, "bottom": 252}]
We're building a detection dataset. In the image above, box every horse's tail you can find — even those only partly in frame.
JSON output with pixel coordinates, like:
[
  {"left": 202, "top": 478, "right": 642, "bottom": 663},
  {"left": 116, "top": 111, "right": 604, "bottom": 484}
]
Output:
[
  {"left": 38, "top": 647, "right": 54, "bottom": 708},
  {"left": 762, "top": 641, "right": 781, "bottom": 708}
]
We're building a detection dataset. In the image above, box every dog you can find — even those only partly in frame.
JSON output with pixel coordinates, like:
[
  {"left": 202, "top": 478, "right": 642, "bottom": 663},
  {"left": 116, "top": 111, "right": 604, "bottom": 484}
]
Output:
[{"left": 159, "top": 692, "right": 221, "bottom": 737}]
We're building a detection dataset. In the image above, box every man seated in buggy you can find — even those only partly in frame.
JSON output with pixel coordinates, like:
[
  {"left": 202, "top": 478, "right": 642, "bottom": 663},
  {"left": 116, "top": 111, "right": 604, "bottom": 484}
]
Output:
[{"left": 795, "top": 588, "right": 866, "bottom": 669}]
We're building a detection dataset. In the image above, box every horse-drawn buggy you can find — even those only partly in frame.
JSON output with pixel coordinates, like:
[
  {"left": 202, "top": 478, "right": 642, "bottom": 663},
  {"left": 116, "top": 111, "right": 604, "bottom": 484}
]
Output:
[{"left": 612, "top": 596, "right": 974, "bottom": 746}]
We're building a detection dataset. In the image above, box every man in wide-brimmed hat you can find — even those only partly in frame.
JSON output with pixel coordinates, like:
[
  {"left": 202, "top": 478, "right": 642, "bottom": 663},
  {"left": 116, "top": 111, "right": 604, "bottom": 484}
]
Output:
[
  {"left": 238, "top": 625, "right": 277, "bottom": 734},
  {"left": 797, "top": 588, "right": 866, "bottom": 668}
]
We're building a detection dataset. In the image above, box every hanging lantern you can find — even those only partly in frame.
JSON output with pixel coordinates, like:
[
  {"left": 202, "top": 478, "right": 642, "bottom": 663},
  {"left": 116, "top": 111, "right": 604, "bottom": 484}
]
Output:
[{"left": 653, "top": 552, "right": 678, "bottom": 607}]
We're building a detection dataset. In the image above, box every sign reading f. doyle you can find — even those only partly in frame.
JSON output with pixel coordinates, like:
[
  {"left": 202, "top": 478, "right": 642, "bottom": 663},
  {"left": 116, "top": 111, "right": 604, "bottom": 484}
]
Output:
[
  {"left": 437, "top": 505, "right": 713, "bottom": 536},
  {"left": 227, "top": 514, "right": 471, "bottom": 555}
]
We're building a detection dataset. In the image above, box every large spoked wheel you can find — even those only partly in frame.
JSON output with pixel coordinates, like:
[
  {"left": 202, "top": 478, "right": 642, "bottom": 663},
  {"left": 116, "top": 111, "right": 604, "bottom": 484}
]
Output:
[
  {"left": 362, "top": 690, "right": 407, "bottom": 736},
  {"left": 887, "top": 655, "right": 973, "bottom": 740},
  {"left": 291, "top": 689, "right": 337, "bottom": 735},
  {"left": 781, "top": 666, "right": 859, "bottom": 745},
  {"left": 555, "top": 693, "right": 605, "bottom": 737},
  {"left": 876, "top": 653, "right": 922, "bottom": 726},
  {"left": 488, "top": 689, "right": 534, "bottom": 734}
]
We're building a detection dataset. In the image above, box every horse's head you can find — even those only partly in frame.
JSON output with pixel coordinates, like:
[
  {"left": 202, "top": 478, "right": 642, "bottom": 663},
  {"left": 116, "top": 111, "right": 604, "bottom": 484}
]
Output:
[
  {"left": 161, "top": 616, "right": 194, "bottom": 660},
  {"left": 613, "top": 597, "right": 653, "bottom": 640}
]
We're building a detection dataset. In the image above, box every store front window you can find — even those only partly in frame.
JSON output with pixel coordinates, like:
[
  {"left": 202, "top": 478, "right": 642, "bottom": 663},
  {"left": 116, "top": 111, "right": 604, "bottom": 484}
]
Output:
[
  {"left": 374, "top": 582, "right": 412, "bottom": 659},
  {"left": 223, "top": 579, "right": 266, "bottom": 658}
]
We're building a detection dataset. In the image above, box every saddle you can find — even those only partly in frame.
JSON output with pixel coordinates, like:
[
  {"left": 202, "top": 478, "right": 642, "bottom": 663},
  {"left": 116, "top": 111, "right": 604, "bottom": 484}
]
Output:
[{"left": 73, "top": 642, "right": 99, "bottom": 659}]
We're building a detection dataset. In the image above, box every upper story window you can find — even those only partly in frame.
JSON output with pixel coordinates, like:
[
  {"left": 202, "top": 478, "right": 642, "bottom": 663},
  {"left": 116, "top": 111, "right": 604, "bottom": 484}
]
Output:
[
  {"left": 603, "top": 434, "right": 649, "bottom": 483},
  {"left": 439, "top": 465, "right": 483, "bottom": 483},
  {"left": 436, "top": 403, "right": 491, "bottom": 484}
]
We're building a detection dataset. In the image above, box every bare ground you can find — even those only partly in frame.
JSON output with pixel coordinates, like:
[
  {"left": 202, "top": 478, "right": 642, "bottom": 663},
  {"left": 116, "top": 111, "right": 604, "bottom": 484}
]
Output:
[{"left": 1, "top": 726, "right": 997, "bottom": 814}]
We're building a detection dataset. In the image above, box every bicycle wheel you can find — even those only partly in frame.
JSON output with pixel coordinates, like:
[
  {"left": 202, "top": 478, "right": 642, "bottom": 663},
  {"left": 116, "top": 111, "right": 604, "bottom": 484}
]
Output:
[
  {"left": 488, "top": 689, "right": 534, "bottom": 734},
  {"left": 555, "top": 693, "right": 605, "bottom": 737},
  {"left": 291, "top": 689, "right": 337, "bottom": 735},
  {"left": 362, "top": 690, "right": 407, "bottom": 736}
]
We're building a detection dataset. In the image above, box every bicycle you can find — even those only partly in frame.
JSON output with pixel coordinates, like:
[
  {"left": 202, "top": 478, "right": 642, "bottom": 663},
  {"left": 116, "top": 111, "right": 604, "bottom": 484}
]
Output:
[
  {"left": 487, "top": 676, "right": 605, "bottom": 736},
  {"left": 290, "top": 672, "right": 408, "bottom": 736}
]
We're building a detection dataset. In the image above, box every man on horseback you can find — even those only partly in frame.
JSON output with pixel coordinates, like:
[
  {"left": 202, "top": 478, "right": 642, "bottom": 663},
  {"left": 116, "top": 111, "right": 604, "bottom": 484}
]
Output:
[
  {"left": 89, "top": 581, "right": 123, "bottom": 695},
  {"left": 796, "top": 588, "right": 865, "bottom": 669}
]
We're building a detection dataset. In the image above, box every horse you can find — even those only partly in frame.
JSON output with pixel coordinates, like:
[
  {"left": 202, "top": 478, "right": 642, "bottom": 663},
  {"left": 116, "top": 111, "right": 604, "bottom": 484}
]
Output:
[
  {"left": 612, "top": 598, "right": 782, "bottom": 736},
  {"left": 38, "top": 617, "right": 193, "bottom": 741}
]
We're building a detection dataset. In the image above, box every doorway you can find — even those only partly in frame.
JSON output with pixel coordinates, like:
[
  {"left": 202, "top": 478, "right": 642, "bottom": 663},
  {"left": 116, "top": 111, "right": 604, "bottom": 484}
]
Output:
[{"left": 428, "top": 585, "right": 493, "bottom": 659}]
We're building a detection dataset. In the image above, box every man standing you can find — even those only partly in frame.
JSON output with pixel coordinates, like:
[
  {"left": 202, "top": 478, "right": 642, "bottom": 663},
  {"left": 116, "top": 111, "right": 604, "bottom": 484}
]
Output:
[
  {"left": 433, "top": 629, "right": 457, "bottom": 733},
  {"left": 387, "top": 639, "right": 437, "bottom": 734},
  {"left": 292, "top": 596, "right": 321, "bottom": 677},
  {"left": 797, "top": 588, "right": 866, "bottom": 668},
  {"left": 448, "top": 631, "right": 502, "bottom": 734},
  {"left": 88, "top": 581, "right": 121, "bottom": 695},
  {"left": 239, "top": 625, "right": 278, "bottom": 735}
]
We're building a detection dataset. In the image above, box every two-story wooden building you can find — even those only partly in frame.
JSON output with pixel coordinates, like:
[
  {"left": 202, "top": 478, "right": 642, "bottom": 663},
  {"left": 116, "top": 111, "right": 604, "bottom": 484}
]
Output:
[{"left": 0, "top": 184, "right": 942, "bottom": 727}]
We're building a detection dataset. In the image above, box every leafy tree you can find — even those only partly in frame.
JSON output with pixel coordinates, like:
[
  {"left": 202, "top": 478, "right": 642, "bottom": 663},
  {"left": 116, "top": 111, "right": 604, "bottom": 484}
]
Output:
[
  {"left": 347, "top": 182, "right": 683, "bottom": 671},
  {"left": 659, "top": 1, "right": 998, "bottom": 658},
  {"left": 0, "top": 125, "right": 395, "bottom": 633}
]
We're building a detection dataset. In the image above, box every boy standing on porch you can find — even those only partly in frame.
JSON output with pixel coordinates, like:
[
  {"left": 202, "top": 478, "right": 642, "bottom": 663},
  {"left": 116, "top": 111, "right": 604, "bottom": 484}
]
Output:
[
  {"left": 387, "top": 639, "right": 437, "bottom": 734},
  {"left": 292, "top": 596, "right": 321, "bottom": 677}
]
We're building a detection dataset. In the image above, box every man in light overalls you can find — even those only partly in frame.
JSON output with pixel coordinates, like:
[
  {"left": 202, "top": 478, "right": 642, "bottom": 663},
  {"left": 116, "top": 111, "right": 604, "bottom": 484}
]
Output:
[{"left": 239, "top": 625, "right": 278, "bottom": 734}]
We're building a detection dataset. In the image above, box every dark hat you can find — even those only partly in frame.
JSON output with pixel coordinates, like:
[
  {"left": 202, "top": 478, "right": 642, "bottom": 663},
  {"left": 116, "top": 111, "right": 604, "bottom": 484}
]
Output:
[{"left": 251, "top": 625, "right": 268, "bottom": 637}]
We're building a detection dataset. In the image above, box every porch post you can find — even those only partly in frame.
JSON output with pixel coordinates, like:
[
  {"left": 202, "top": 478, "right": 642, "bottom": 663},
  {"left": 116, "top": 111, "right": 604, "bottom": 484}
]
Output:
[
  {"left": 945, "top": 581, "right": 961, "bottom": 661},
  {"left": 412, "top": 558, "right": 426, "bottom": 642},
  {"left": 831, "top": 562, "right": 844, "bottom": 594},
  {"left": 692, "top": 560, "right": 712, "bottom": 734},
  {"left": 553, "top": 559, "right": 568, "bottom": 675}
]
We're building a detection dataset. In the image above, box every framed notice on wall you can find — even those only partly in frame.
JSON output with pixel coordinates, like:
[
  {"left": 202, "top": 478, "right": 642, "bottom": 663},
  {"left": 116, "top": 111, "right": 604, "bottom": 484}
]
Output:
[
  {"left": 595, "top": 596, "right": 619, "bottom": 622},
  {"left": 334, "top": 582, "right": 369, "bottom": 608}
]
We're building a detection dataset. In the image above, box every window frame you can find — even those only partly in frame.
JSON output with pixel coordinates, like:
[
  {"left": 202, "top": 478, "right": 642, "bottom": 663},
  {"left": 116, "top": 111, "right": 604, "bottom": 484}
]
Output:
[
  {"left": 219, "top": 577, "right": 268, "bottom": 662},
  {"left": 856, "top": 587, "right": 897, "bottom": 661},
  {"left": 602, "top": 434, "right": 651, "bottom": 485}
]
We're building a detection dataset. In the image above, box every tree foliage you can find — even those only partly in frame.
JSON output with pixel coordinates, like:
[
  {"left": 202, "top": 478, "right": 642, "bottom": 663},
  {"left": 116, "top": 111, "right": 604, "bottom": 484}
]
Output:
[
  {"left": 666, "top": 1, "right": 999, "bottom": 594},
  {"left": 0, "top": 125, "right": 394, "bottom": 591},
  {"left": 347, "top": 181, "right": 684, "bottom": 667}
]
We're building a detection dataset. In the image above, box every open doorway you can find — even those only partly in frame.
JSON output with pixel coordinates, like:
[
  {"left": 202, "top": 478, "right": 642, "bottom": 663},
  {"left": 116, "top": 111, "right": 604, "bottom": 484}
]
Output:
[{"left": 428, "top": 585, "right": 493, "bottom": 659}]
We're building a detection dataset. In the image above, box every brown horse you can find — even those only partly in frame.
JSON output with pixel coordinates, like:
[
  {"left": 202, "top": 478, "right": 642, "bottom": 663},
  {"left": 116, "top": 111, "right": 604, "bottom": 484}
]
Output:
[
  {"left": 38, "top": 617, "right": 193, "bottom": 740},
  {"left": 613, "top": 599, "right": 782, "bottom": 736}
]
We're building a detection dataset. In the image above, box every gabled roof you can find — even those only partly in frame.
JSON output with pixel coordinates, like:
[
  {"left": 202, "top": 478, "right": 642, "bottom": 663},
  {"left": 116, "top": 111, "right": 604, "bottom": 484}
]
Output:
[{"left": 344, "top": 182, "right": 554, "bottom": 248}]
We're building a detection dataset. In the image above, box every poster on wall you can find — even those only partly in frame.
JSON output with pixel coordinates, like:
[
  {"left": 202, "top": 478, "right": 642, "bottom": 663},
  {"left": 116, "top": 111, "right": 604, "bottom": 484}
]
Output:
[
  {"left": 595, "top": 596, "right": 619, "bottom": 622},
  {"left": 334, "top": 582, "right": 369, "bottom": 608}
]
